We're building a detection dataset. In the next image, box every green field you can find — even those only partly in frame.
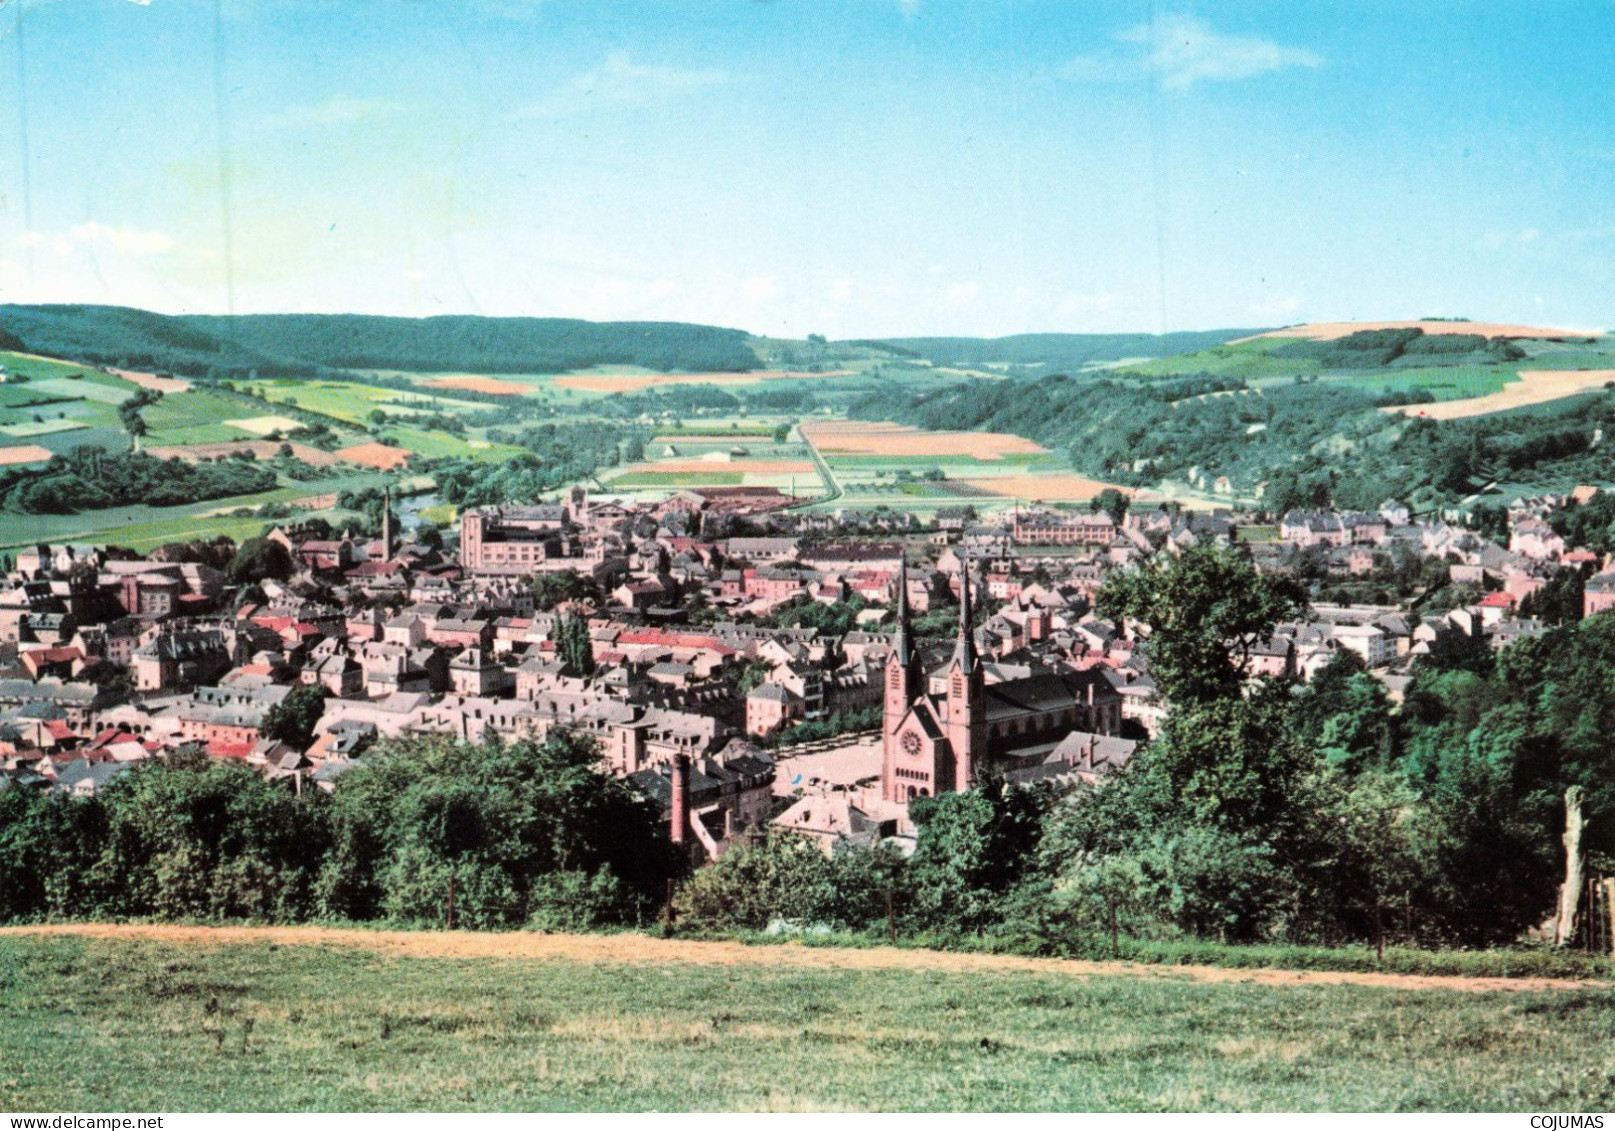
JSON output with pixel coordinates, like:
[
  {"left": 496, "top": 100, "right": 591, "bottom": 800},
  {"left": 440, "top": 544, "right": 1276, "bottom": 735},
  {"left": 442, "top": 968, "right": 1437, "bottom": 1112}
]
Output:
[
  {"left": 0, "top": 417, "right": 87, "bottom": 437},
  {"left": 244, "top": 379, "right": 485, "bottom": 426},
  {"left": 384, "top": 425, "right": 526, "bottom": 463},
  {"left": 0, "top": 470, "right": 395, "bottom": 551},
  {"left": 141, "top": 389, "right": 268, "bottom": 444},
  {"left": 1, "top": 930, "right": 1611, "bottom": 1112},
  {"left": 1329, "top": 365, "right": 1516, "bottom": 401},
  {"left": 0, "top": 351, "right": 111, "bottom": 382}
]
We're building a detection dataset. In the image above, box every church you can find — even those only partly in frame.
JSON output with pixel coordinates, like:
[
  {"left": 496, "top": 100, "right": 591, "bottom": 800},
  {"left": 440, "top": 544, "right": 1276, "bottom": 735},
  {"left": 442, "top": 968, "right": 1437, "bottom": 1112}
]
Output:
[{"left": 881, "top": 564, "right": 1124, "bottom": 803}]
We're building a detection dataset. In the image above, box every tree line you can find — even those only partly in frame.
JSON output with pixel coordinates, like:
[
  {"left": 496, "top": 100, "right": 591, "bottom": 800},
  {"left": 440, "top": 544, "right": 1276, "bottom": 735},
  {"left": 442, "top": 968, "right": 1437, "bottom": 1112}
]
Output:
[
  {"left": 3, "top": 543, "right": 1607, "bottom": 953},
  {"left": 0, "top": 448, "right": 278, "bottom": 515}
]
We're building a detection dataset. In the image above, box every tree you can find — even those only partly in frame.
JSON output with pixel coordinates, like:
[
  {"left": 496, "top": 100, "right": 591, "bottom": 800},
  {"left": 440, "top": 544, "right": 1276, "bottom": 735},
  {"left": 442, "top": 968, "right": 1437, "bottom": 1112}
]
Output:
[
  {"left": 553, "top": 612, "right": 595, "bottom": 676},
  {"left": 772, "top": 422, "right": 792, "bottom": 444},
  {"left": 1469, "top": 502, "right": 1510, "bottom": 543},
  {"left": 316, "top": 732, "right": 678, "bottom": 928},
  {"left": 1090, "top": 487, "right": 1130, "bottom": 525},
  {"left": 676, "top": 830, "right": 838, "bottom": 930},
  {"left": 260, "top": 684, "right": 328, "bottom": 750},
  {"left": 414, "top": 521, "right": 444, "bottom": 552},
  {"left": 1326, "top": 770, "right": 1425, "bottom": 958},
  {"left": 116, "top": 389, "right": 159, "bottom": 451},
  {"left": 1097, "top": 541, "right": 1305, "bottom": 706},
  {"left": 1053, "top": 852, "right": 1145, "bottom": 954},
  {"left": 73, "top": 752, "right": 328, "bottom": 922},
  {"left": 529, "top": 569, "right": 600, "bottom": 610},
  {"left": 906, "top": 778, "right": 1048, "bottom": 933}
]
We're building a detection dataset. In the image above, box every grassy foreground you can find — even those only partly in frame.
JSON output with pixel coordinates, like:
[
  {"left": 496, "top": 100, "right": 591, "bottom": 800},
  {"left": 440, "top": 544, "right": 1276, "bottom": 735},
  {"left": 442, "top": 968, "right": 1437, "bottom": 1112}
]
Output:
[{"left": 1, "top": 930, "right": 1613, "bottom": 1112}]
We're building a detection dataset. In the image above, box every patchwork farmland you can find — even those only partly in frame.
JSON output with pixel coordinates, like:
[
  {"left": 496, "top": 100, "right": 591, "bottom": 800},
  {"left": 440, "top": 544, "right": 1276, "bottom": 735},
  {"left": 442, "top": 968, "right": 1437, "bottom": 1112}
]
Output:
[{"left": 3, "top": 310, "right": 1615, "bottom": 554}]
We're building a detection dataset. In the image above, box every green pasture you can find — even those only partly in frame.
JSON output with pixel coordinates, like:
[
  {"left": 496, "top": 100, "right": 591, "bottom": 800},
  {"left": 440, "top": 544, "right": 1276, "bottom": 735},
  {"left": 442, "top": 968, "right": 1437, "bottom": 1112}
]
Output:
[
  {"left": 383, "top": 426, "right": 526, "bottom": 463},
  {"left": 241, "top": 380, "right": 481, "bottom": 426},
  {"left": 0, "top": 351, "right": 118, "bottom": 383},
  {"left": 417, "top": 503, "right": 458, "bottom": 525},
  {"left": 7, "top": 932, "right": 1611, "bottom": 1112},
  {"left": 0, "top": 469, "right": 395, "bottom": 551},
  {"left": 0, "top": 418, "right": 87, "bottom": 437},
  {"left": 141, "top": 390, "right": 271, "bottom": 443},
  {"left": 1329, "top": 365, "right": 1515, "bottom": 401}
]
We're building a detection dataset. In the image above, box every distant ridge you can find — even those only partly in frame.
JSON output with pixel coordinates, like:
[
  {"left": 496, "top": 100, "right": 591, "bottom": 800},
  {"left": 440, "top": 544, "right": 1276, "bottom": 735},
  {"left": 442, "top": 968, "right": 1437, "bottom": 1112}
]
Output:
[
  {"left": 860, "top": 330, "right": 1266, "bottom": 373},
  {"left": 0, "top": 304, "right": 761, "bottom": 378}
]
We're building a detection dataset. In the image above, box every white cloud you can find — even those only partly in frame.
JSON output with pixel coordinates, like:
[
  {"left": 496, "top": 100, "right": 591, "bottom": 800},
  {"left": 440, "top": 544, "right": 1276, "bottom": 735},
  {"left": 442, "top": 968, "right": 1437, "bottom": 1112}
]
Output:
[
  {"left": 1062, "top": 14, "right": 1321, "bottom": 91},
  {"left": 896, "top": 0, "right": 919, "bottom": 16},
  {"left": 267, "top": 95, "right": 405, "bottom": 129},
  {"left": 944, "top": 281, "right": 981, "bottom": 307},
  {"left": 513, "top": 51, "right": 733, "bottom": 120},
  {"left": 23, "top": 222, "right": 175, "bottom": 257},
  {"left": 826, "top": 278, "right": 854, "bottom": 305}
]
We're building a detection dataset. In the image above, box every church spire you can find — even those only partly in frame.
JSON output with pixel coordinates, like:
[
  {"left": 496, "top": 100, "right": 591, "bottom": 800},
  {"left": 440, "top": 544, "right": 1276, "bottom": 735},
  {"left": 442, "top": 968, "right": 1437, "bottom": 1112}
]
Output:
[{"left": 893, "top": 558, "right": 912, "bottom": 667}]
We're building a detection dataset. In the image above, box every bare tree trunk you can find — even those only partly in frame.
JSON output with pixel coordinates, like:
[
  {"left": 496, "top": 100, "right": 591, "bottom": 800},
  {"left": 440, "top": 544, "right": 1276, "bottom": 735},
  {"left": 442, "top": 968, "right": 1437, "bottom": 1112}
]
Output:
[{"left": 1554, "top": 786, "right": 1586, "bottom": 947}]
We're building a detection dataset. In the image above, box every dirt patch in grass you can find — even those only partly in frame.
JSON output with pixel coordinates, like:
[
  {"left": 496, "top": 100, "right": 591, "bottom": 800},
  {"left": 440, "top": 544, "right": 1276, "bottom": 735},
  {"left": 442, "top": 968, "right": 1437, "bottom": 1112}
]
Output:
[
  {"left": 109, "top": 367, "right": 192, "bottom": 394},
  {"left": 336, "top": 442, "right": 412, "bottom": 470},
  {"left": 5, "top": 924, "right": 1596, "bottom": 994},
  {"left": 146, "top": 440, "right": 345, "bottom": 467},
  {"left": 802, "top": 420, "right": 1046, "bottom": 460},
  {"left": 226, "top": 415, "right": 308, "bottom": 436},
  {"left": 1387, "top": 369, "right": 1615, "bottom": 419},
  {"left": 0, "top": 443, "right": 56, "bottom": 466},
  {"left": 1239, "top": 321, "right": 1601, "bottom": 343}
]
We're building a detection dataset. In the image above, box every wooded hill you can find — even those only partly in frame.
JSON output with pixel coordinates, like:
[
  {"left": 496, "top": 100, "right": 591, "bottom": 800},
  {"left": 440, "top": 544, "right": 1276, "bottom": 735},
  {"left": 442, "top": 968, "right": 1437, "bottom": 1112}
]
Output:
[
  {"left": 0, "top": 305, "right": 762, "bottom": 378},
  {"left": 860, "top": 330, "right": 1263, "bottom": 373}
]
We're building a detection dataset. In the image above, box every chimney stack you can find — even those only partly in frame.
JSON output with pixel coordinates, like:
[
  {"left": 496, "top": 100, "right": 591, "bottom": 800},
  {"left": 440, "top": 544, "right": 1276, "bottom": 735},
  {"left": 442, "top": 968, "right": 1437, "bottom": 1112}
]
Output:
[
  {"left": 670, "top": 753, "right": 691, "bottom": 847},
  {"left": 381, "top": 488, "right": 394, "bottom": 560}
]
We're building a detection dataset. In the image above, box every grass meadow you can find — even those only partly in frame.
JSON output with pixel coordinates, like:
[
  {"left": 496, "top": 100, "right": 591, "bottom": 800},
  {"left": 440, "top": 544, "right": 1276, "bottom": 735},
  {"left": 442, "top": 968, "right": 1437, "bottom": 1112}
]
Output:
[{"left": 1, "top": 930, "right": 1612, "bottom": 1112}]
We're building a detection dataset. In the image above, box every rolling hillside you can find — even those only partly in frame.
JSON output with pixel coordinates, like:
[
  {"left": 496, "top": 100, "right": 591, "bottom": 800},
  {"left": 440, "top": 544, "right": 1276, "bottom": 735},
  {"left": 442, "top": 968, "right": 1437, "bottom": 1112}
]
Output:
[
  {"left": 0, "top": 305, "right": 762, "bottom": 378},
  {"left": 850, "top": 323, "right": 1615, "bottom": 512}
]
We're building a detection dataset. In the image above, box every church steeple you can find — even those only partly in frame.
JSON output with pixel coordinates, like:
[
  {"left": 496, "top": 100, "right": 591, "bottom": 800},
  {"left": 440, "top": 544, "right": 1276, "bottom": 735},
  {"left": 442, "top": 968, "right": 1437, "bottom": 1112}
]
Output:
[
  {"left": 892, "top": 559, "right": 913, "bottom": 668},
  {"left": 951, "top": 559, "right": 978, "bottom": 673},
  {"left": 945, "top": 558, "right": 985, "bottom": 792}
]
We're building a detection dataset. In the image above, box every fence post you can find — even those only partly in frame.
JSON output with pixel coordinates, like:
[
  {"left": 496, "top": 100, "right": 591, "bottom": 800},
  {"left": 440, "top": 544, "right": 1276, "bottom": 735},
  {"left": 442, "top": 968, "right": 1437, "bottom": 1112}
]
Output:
[{"left": 1604, "top": 877, "right": 1614, "bottom": 959}]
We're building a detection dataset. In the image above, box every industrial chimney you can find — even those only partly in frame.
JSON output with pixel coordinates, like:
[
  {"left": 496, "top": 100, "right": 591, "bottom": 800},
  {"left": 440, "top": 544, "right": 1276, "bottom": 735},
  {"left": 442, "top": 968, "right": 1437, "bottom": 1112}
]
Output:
[{"left": 670, "top": 753, "right": 691, "bottom": 847}]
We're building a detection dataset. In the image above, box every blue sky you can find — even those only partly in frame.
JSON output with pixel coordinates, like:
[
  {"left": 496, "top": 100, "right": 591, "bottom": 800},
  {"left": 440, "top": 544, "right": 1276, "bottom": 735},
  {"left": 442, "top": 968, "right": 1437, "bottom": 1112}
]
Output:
[{"left": 2, "top": 0, "right": 1612, "bottom": 337}]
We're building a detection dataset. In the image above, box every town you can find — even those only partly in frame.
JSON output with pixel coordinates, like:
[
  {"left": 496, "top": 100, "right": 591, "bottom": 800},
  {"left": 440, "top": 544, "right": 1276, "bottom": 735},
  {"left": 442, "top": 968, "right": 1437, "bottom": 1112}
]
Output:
[{"left": 5, "top": 476, "right": 1607, "bottom": 869}]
